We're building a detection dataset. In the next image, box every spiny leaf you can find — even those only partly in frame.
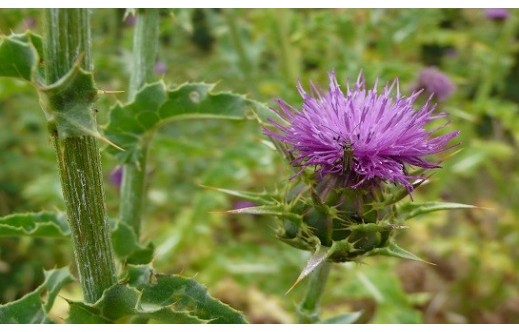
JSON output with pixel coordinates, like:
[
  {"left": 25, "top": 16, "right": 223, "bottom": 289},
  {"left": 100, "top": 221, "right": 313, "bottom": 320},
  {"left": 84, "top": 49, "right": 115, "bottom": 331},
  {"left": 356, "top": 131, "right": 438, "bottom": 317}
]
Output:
[
  {"left": 66, "top": 284, "right": 206, "bottom": 324},
  {"left": 398, "top": 201, "right": 477, "bottom": 221},
  {"left": 37, "top": 61, "right": 99, "bottom": 139},
  {"left": 67, "top": 302, "right": 111, "bottom": 323},
  {"left": 0, "top": 211, "right": 70, "bottom": 237},
  {"left": 104, "top": 81, "right": 277, "bottom": 165},
  {"left": 319, "top": 311, "right": 363, "bottom": 324},
  {"left": 0, "top": 267, "right": 74, "bottom": 323},
  {"left": 42, "top": 267, "right": 75, "bottom": 312},
  {"left": 9, "top": 31, "right": 44, "bottom": 59},
  {"left": 111, "top": 222, "right": 154, "bottom": 264},
  {"left": 0, "top": 290, "right": 49, "bottom": 324},
  {"left": 140, "top": 275, "right": 248, "bottom": 323},
  {"left": 0, "top": 33, "right": 39, "bottom": 81},
  {"left": 128, "top": 265, "right": 247, "bottom": 324}
]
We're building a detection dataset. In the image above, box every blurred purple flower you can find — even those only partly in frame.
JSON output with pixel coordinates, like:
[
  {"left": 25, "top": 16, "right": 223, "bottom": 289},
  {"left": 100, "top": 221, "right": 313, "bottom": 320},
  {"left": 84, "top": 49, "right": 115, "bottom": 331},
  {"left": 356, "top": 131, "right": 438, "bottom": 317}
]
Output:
[
  {"left": 413, "top": 67, "right": 455, "bottom": 101},
  {"left": 232, "top": 200, "right": 256, "bottom": 210},
  {"left": 155, "top": 61, "right": 167, "bottom": 74},
  {"left": 110, "top": 166, "right": 123, "bottom": 188},
  {"left": 484, "top": 8, "right": 509, "bottom": 21},
  {"left": 444, "top": 47, "right": 457, "bottom": 58},
  {"left": 124, "top": 14, "right": 136, "bottom": 27},
  {"left": 24, "top": 17, "right": 36, "bottom": 29},
  {"left": 265, "top": 71, "right": 458, "bottom": 191}
]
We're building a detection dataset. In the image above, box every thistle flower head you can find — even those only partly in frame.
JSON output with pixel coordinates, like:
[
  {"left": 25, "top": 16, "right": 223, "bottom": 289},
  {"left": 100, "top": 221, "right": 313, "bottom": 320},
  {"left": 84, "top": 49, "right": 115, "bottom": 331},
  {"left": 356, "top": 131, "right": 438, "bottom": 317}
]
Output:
[
  {"left": 155, "top": 61, "right": 167, "bottom": 74},
  {"left": 414, "top": 67, "right": 455, "bottom": 101},
  {"left": 484, "top": 8, "right": 509, "bottom": 21},
  {"left": 110, "top": 166, "right": 123, "bottom": 188},
  {"left": 265, "top": 71, "right": 458, "bottom": 192}
]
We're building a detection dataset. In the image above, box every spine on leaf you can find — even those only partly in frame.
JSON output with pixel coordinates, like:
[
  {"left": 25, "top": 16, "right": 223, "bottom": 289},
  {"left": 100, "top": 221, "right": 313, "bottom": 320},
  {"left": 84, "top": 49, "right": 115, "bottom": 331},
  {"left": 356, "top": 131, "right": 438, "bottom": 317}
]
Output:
[{"left": 42, "top": 8, "right": 116, "bottom": 303}]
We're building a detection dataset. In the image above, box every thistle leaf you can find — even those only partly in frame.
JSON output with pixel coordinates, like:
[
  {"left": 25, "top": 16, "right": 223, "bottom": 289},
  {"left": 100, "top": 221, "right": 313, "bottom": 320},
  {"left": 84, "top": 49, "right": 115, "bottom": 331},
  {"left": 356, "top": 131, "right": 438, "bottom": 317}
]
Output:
[
  {"left": 37, "top": 61, "right": 99, "bottom": 139},
  {"left": 0, "top": 267, "right": 74, "bottom": 323},
  {"left": 68, "top": 265, "right": 248, "bottom": 323},
  {"left": 105, "top": 81, "right": 277, "bottom": 165},
  {"left": 0, "top": 211, "right": 69, "bottom": 238},
  {"left": 0, "top": 33, "right": 39, "bottom": 80},
  {"left": 136, "top": 268, "right": 248, "bottom": 324},
  {"left": 66, "top": 284, "right": 205, "bottom": 324},
  {"left": 111, "top": 222, "right": 155, "bottom": 264}
]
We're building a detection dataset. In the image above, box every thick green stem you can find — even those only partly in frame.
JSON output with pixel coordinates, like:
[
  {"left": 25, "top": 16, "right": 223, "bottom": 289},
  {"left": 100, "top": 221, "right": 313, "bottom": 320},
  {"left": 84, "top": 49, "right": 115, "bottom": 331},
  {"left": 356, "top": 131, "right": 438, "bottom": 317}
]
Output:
[
  {"left": 43, "top": 8, "right": 116, "bottom": 303},
  {"left": 297, "top": 262, "right": 332, "bottom": 323},
  {"left": 120, "top": 9, "right": 160, "bottom": 237}
]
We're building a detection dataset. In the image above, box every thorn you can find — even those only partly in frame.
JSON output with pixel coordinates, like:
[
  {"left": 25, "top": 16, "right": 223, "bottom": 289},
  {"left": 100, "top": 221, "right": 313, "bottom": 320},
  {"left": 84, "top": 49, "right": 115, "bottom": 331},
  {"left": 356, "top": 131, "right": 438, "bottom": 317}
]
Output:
[
  {"left": 285, "top": 275, "right": 304, "bottom": 295},
  {"left": 98, "top": 89, "right": 125, "bottom": 95},
  {"left": 97, "top": 134, "right": 124, "bottom": 151}
]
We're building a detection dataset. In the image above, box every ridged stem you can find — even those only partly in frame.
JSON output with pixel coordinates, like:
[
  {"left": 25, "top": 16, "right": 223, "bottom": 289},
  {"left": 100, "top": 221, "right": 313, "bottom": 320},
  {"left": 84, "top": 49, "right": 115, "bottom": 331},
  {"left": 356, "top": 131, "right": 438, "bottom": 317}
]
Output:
[
  {"left": 119, "top": 9, "right": 160, "bottom": 237},
  {"left": 43, "top": 8, "right": 116, "bottom": 303},
  {"left": 297, "top": 262, "right": 331, "bottom": 323}
]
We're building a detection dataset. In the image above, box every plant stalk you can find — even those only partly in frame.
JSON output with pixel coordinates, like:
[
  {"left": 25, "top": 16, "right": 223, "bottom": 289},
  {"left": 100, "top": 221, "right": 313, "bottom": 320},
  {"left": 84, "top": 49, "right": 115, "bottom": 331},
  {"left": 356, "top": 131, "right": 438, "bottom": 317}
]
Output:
[
  {"left": 43, "top": 8, "right": 116, "bottom": 303},
  {"left": 297, "top": 262, "right": 332, "bottom": 323},
  {"left": 120, "top": 9, "right": 160, "bottom": 237}
]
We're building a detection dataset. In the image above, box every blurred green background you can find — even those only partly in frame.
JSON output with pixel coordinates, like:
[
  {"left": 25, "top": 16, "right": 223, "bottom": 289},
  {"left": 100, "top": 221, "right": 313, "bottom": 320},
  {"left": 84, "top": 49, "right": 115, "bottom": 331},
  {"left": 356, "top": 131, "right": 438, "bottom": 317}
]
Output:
[{"left": 1, "top": 8, "right": 519, "bottom": 323}]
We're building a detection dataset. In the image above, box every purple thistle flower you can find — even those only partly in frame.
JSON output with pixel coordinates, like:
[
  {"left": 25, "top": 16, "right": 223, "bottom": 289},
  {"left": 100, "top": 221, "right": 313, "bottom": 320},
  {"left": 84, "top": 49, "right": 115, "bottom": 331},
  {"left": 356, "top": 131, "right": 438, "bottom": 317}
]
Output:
[
  {"left": 124, "top": 14, "right": 137, "bottom": 27},
  {"left": 265, "top": 71, "right": 459, "bottom": 192},
  {"left": 413, "top": 67, "right": 455, "bottom": 101},
  {"left": 444, "top": 47, "right": 458, "bottom": 58},
  {"left": 484, "top": 8, "right": 509, "bottom": 21},
  {"left": 110, "top": 166, "right": 123, "bottom": 189},
  {"left": 23, "top": 16, "right": 37, "bottom": 29},
  {"left": 154, "top": 61, "right": 167, "bottom": 75}
]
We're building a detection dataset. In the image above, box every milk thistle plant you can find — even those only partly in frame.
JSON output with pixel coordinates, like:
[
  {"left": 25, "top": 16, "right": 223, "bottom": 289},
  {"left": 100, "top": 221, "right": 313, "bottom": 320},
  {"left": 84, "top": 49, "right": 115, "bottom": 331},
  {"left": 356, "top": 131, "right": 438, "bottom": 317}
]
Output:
[
  {"left": 222, "top": 71, "right": 473, "bottom": 323},
  {"left": 0, "top": 8, "right": 475, "bottom": 324}
]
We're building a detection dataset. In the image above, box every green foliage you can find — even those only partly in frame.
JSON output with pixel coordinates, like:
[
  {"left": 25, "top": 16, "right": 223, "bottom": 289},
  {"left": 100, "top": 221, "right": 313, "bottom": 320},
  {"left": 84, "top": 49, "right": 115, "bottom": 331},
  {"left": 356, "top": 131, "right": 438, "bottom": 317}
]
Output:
[
  {"left": 105, "top": 81, "right": 277, "bottom": 165},
  {"left": 352, "top": 265, "right": 423, "bottom": 323},
  {"left": 67, "top": 284, "right": 205, "bottom": 323},
  {"left": 66, "top": 265, "right": 247, "bottom": 323},
  {"left": 0, "top": 211, "right": 69, "bottom": 237},
  {"left": 0, "top": 31, "right": 100, "bottom": 140},
  {"left": 37, "top": 64, "right": 99, "bottom": 138},
  {"left": 111, "top": 222, "right": 154, "bottom": 265},
  {"left": 128, "top": 265, "right": 248, "bottom": 324},
  {"left": 0, "top": 33, "right": 39, "bottom": 81},
  {"left": 0, "top": 267, "right": 73, "bottom": 323}
]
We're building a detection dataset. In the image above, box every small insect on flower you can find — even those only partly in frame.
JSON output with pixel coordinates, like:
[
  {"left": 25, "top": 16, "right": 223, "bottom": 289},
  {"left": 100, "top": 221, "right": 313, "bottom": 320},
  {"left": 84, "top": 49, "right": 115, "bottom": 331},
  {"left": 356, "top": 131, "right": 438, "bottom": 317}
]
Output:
[{"left": 265, "top": 71, "right": 459, "bottom": 192}]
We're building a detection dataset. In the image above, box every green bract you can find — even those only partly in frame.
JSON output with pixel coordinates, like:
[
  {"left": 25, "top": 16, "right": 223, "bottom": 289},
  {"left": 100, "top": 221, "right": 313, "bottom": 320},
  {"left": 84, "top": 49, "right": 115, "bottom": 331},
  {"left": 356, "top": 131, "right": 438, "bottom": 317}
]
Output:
[{"left": 218, "top": 171, "right": 476, "bottom": 286}]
